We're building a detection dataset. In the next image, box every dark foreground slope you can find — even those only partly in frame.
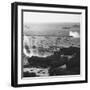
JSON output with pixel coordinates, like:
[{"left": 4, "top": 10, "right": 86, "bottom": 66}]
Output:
[{"left": 23, "top": 47, "right": 80, "bottom": 77}]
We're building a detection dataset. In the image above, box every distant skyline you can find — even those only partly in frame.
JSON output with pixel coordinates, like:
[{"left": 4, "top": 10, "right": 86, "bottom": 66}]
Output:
[{"left": 24, "top": 12, "right": 81, "bottom": 23}]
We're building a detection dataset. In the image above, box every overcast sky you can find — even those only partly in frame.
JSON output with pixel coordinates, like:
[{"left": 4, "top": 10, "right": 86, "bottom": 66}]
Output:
[{"left": 24, "top": 12, "right": 81, "bottom": 23}]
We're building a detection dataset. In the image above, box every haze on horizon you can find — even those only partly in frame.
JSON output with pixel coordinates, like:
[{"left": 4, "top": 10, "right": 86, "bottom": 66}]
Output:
[
  {"left": 24, "top": 12, "right": 81, "bottom": 23},
  {"left": 23, "top": 12, "right": 80, "bottom": 36}
]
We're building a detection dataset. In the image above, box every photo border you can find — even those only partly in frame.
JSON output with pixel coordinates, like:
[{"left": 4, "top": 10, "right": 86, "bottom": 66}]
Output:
[{"left": 11, "top": 2, "right": 88, "bottom": 87}]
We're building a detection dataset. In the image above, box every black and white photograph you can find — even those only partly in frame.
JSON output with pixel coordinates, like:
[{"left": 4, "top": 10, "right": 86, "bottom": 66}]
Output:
[
  {"left": 23, "top": 11, "right": 80, "bottom": 78},
  {"left": 11, "top": 2, "right": 87, "bottom": 87}
]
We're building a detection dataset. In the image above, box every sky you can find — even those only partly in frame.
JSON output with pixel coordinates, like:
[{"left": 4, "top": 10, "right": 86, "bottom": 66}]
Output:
[{"left": 23, "top": 12, "right": 81, "bottom": 23}]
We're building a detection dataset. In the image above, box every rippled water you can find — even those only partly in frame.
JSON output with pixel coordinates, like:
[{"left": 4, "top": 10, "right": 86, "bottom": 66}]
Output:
[{"left": 23, "top": 32, "right": 80, "bottom": 77}]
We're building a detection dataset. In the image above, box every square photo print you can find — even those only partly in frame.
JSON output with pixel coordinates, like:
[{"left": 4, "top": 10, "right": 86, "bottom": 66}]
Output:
[{"left": 11, "top": 2, "right": 88, "bottom": 87}]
